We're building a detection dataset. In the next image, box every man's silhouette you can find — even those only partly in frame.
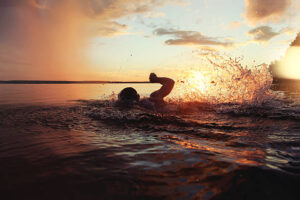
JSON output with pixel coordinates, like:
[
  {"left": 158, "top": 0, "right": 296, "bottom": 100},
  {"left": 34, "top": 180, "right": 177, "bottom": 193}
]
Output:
[{"left": 117, "top": 73, "right": 175, "bottom": 107}]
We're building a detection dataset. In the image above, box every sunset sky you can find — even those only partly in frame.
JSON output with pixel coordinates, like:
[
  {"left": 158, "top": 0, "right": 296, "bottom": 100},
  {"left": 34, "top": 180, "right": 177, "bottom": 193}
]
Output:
[{"left": 0, "top": 0, "right": 300, "bottom": 81}]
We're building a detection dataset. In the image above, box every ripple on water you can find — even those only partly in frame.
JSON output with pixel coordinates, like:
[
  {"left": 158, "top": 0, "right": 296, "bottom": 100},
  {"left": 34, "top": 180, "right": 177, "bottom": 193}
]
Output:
[{"left": 0, "top": 97, "right": 300, "bottom": 199}]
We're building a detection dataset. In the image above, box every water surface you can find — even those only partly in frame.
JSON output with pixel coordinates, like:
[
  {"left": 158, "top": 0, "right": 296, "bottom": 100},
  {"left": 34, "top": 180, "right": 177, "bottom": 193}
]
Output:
[
  {"left": 0, "top": 83, "right": 160, "bottom": 105},
  {"left": 0, "top": 81, "right": 300, "bottom": 199}
]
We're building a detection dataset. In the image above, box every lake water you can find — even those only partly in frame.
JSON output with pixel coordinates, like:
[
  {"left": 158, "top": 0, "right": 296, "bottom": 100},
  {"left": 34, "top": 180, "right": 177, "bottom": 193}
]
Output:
[
  {"left": 0, "top": 83, "right": 161, "bottom": 105},
  {"left": 0, "top": 81, "right": 300, "bottom": 199}
]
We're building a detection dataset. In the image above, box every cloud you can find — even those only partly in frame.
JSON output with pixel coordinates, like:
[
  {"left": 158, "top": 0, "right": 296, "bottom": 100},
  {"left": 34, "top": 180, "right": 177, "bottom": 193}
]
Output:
[
  {"left": 81, "top": 0, "right": 180, "bottom": 20},
  {"left": 0, "top": 0, "right": 182, "bottom": 80},
  {"left": 81, "top": 0, "right": 183, "bottom": 35},
  {"left": 154, "top": 28, "right": 234, "bottom": 47},
  {"left": 96, "top": 21, "right": 128, "bottom": 37},
  {"left": 0, "top": 0, "right": 183, "bottom": 40},
  {"left": 244, "top": 0, "right": 291, "bottom": 25},
  {"left": 247, "top": 26, "right": 280, "bottom": 42}
]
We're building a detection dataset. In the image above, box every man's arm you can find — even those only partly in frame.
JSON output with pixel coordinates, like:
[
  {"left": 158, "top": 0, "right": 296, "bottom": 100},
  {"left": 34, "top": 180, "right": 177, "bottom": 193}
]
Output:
[{"left": 149, "top": 73, "right": 175, "bottom": 99}]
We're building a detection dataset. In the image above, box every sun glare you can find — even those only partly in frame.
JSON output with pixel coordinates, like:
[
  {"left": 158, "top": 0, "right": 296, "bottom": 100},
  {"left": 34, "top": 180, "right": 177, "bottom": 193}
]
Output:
[
  {"left": 277, "top": 47, "right": 300, "bottom": 80},
  {"left": 170, "top": 56, "right": 273, "bottom": 105},
  {"left": 185, "top": 71, "right": 210, "bottom": 94}
]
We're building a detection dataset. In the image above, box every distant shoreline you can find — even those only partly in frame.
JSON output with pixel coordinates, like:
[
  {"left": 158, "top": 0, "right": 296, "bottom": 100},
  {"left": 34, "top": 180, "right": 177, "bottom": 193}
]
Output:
[{"left": 0, "top": 81, "right": 151, "bottom": 84}]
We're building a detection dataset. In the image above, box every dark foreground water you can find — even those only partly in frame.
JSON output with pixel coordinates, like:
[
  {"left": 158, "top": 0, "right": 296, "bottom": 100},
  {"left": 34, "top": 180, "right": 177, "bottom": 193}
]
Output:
[{"left": 0, "top": 81, "right": 300, "bottom": 200}]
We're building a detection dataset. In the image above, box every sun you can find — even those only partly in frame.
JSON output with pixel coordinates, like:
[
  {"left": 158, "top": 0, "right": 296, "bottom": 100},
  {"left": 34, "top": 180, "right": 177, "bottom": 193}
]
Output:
[
  {"left": 186, "top": 71, "right": 209, "bottom": 93},
  {"left": 170, "top": 70, "right": 213, "bottom": 102}
]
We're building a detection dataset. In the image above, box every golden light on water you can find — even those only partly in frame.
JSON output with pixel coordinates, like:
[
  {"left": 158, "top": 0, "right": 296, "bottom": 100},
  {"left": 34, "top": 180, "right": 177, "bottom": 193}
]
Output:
[{"left": 164, "top": 135, "right": 265, "bottom": 166}]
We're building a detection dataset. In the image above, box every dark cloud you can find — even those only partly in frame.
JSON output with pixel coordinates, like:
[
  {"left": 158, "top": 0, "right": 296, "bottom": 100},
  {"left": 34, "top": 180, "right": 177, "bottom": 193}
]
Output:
[
  {"left": 154, "top": 28, "right": 233, "bottom": 47},
  {"left": 245, "top": 0, "right": 291, "bottom": 25},
  {"left": 247, "top": 26, "right": 280, "bottom": 42}
]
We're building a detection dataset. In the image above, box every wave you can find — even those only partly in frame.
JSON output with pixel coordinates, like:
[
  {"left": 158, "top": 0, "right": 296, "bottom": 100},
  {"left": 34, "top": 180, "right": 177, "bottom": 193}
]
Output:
[{"left": 169, "top": 53, "right": 274, "bottom": 106}]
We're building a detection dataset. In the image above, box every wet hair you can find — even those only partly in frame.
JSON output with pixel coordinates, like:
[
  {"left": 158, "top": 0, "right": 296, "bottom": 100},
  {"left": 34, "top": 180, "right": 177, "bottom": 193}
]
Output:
[{"left": 118, "top": 87, "right": 140, "bottom": 103}]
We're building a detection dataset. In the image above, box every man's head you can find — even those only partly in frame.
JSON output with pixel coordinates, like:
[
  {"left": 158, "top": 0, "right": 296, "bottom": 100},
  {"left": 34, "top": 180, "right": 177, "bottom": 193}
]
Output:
[{"left": 118, "top": 87, "right": 140, "bottom": 103}]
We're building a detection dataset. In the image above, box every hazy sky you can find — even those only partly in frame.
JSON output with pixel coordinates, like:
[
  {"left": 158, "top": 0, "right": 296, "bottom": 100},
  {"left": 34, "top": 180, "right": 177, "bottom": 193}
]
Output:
[{"left": 0, "top": 0, "right": 299, "bottom": 80}]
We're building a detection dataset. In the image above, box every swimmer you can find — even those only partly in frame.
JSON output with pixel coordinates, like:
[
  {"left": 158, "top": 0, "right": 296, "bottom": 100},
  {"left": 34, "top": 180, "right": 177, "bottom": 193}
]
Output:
[{"left": 116, "top": 73, "right": 175, "bottom": 108}]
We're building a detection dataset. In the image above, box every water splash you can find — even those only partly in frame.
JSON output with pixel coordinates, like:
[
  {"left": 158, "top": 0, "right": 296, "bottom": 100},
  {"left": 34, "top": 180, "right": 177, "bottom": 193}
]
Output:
[{"left": 169, "top": 53, "right": 274, "bottom": 106}]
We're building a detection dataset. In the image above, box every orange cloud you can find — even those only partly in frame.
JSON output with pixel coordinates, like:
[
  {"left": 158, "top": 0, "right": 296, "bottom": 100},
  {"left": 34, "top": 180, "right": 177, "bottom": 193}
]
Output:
[
  {"left": 0, "top": 0, "right": 182, "bottom": 80},
  {"left": 154, "top": 28, "right": 234, "bottom": 47},
  {"left": 96, "top": 21, "right": 128, "bottom": 37},
  {"left": 245, "top": 0, "right": 291, "bottom": 25}
]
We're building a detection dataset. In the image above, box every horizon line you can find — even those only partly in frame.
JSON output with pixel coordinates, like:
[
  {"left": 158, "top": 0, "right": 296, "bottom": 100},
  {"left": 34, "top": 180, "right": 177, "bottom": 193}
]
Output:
[
  {"left": 0, "top": 77, "right": 299, "bottom": 84},
  {"left": 0, "top": 80, "right": 152, "bottom": 84}
]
